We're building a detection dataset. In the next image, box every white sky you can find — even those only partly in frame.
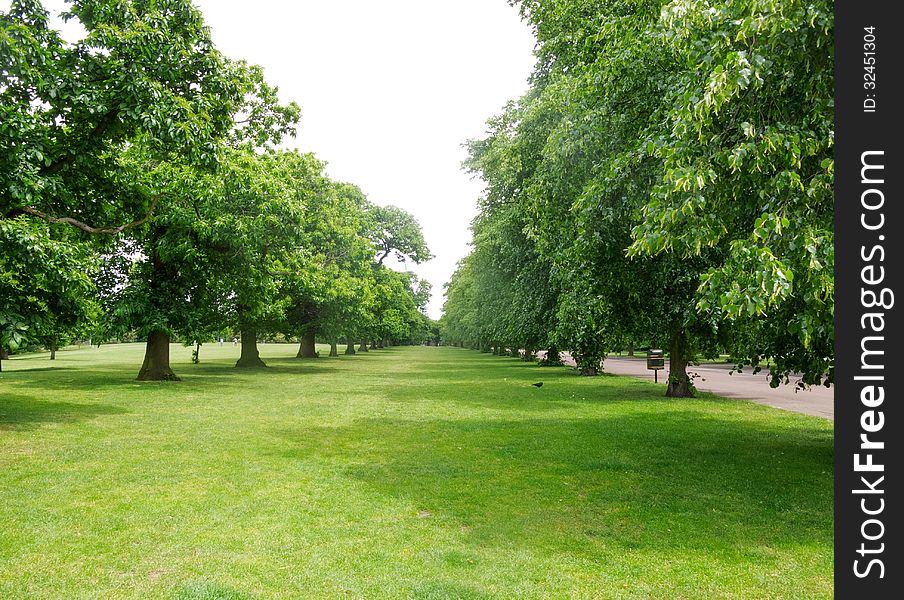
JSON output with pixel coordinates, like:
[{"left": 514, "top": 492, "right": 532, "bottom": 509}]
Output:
[{"left": 28, "top": 0, "right": 537, "bottom": 319}]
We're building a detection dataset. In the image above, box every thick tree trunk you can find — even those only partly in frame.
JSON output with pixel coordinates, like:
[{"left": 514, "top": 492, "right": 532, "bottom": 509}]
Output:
[
  {"left": 627, "top": 342, "right": 634, "bottom": 357},
  {"left": 137, "top": 330, "right": 180, "bottom": 381},
  {"left": 236, "top": 328, "right": 267, "bottom": 368},
  {"left": 370, "top": 340, "right": 378, "bottom": 350},
  {"left": 358, "top": 341, "right": 369, "bottom": 352},
  {"left": 0, "top": 348, "right": 5, "bottom": 372},
  {"left": 666, "top": 329, "right": 693, "bottom": 397},
  {"left": 50, "top": 336, "right": 58, "bottom": 360},
  {"left": 578, "top": 361, "right": 599, "bottom": 376},
  {"left": 542, "top": 347, "right": 562, "bottom": 366},
  {"left": 377, "top": 340, "right": 385, "bottom": 349},
  {"left": 510, "top": 347, "right": 521, "bottom": 358},
  {"left": 329, "top": 341, "right": 338, "bottom": 357},
  {"left": 296, "top": 330, "right": 318, "bottom": 358},
  {"left": 345, "top": 341, "right": 356, "bottom": 355}
]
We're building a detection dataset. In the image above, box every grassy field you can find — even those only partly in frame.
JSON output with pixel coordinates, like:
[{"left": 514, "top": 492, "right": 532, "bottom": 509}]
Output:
[{"left": 1, "top": 343, "right": 833, "bottom": 598}]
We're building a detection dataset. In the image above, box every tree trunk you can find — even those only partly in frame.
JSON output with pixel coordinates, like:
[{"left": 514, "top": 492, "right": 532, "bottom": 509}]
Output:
[
  {"left": 0, "top": 348, "right": 5, "bottom": 372},
  {"left": 296, "top": 330, "right": 318, "bottom": 358},
  {"left": 377, "top": 340, "right": 385, "bottom": 349},
  {"left": 510, "top": 347, "right": 521, "bottom": 358},
  {"left": 666, "top": 329, "right": 693, "bottom": 397},
  {"left": 542, "top": 347, "right": 562, "bottom": 366},
  {"left": 50, "top": 335, "right": 58, "bottom": 360},
  {"left": 358, "top": 341, "right": 369, "bottom": 352},
  {"left": 627, "top": 342, "right": 634, "bottom": 357},
  {"left": 370, "top": 340, "right": 378, "bottom": 350},
  {"left": 579, "top": 362, "right": 599, "bottom": 376},
  {"left": 137, "top": 330, "right": 180, "bottom": 380},
  {"left": 236, "top": 327, "right": 267, "bottom": 368},
  {"left": 345, "top": 341, "right": 356, "bottom": 355},
  {"left": 329, "top": 341, "right": 338, "bottom": 357}
]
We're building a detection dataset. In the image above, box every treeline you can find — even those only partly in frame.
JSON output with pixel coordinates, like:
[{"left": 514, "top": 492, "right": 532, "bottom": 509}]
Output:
[
  {"left": 0, "top": 0, "right": 435, "bottom": 378},
  {"left": 441, "top": 0, "right": 833, "bottom": 396}
]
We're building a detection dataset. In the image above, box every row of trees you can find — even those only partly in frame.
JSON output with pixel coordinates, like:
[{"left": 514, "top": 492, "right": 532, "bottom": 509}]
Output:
[
  {"left": 441, "top": 0, "right": 833, "bottom": 396},
  {"left": 1, "top": 0, "right": 433, "bottom": 378}
]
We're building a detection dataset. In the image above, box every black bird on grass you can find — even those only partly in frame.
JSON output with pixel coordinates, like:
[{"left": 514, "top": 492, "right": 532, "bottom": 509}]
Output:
[{"left": 531, "top": 382, "right": 543, "bottom": 388}]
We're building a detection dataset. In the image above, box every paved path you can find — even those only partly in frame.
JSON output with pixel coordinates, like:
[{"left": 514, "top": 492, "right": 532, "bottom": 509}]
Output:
[{"left": 603, "top": 356, "right": 834, "bottom": 420}]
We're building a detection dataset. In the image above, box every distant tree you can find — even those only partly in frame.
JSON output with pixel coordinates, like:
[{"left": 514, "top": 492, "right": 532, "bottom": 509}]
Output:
[{"left": 369, "top": 205, "right": 432, "bottom": 266}]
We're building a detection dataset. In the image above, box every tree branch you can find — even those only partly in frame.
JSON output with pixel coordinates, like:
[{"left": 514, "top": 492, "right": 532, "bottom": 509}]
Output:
[
  {"left": 376, "top": 245, "right": 391, "bottom": 265},
  {"left": 17, "top": 195, "right": 160, "bottom": 235}
]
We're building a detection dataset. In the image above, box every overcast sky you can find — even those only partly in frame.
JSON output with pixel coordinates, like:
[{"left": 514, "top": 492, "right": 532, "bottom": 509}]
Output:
[{"left": 31, "top": 0, "right": 538, "bottom": 318}]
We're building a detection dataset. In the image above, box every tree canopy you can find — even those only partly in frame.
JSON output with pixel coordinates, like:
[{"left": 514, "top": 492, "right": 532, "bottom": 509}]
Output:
[
  {"left": 1, "top": 0, "right": 433, "bottom": 379},
  {"left": 442, "top": 0, "right": 833, "bottom": 394}
]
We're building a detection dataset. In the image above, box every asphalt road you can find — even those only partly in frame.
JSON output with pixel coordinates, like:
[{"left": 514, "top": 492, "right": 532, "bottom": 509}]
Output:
[{"left": 603, "top": 356, "right": 834, "bottom": 420}]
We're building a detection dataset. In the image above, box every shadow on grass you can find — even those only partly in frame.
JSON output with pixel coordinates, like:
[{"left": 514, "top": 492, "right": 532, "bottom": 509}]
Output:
[
  {"left": 0, "top": 365, "right": 78, "bottom": 373},
  {"left": 0, "top": 394, "right": 128, "bottom": 430},
  {"left": 0, "top": 360, "right": 340, "bottom": 392},
  {"left": 272, "top": 410, "right": 832, "bottom": 560},
  {"left": 246, "top": 360, "right": 341, "bottom": 376}
]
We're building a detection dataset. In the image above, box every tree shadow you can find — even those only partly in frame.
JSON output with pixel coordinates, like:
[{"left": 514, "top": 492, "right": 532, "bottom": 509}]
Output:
[
  {"left": 0, "top": 366, "right": 78, "bottom": 373},
  {"left": 248, "top": 360, "right": 342, "bottom": 375},
  {"left": 270, "top": 409, "right": 832, "bottom": 564},
  {"left": 0, "top": 394, "right": 128, "bottom": 431},
  {"left": 0, "top": 360, "right": 340, "bottom": 392}
]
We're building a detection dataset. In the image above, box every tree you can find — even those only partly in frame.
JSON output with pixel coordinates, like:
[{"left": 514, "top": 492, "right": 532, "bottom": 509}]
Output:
[
  {"left": 0, "top": 218, "right": 97, "bottom": 370},
  {"left": 2, "top": 0, "right": 299, "bottom": 379},
  {"left": 627, "top": 0, "right": 834, "bottom": 386},
  {"left": 369, "top": 205, "right": 432, "bottom": 266},
  {"left": 279, "top": 180, "right": 374, "bottom": 359},
  {"left": 204, "top": 149, "right": 307, "bottom": 369},
  {"left": 448, "top": 0, "right": 832, "bottom": 395}
]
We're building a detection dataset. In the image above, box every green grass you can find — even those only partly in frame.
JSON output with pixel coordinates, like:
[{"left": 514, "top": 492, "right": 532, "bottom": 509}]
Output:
[{"left": 1, "top": 344, "right": 833, "bottom": 598}]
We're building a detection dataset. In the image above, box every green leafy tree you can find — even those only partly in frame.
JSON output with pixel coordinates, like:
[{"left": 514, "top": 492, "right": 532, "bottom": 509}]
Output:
[
  {"left": 369, "top": 205, "right": 433, "bottom": 267},
  {"left": 279, "top": 179, "right": 374, "bottom": 359},
  {"left": 1, "top": 0, "right": 299, "bottom": 379},
  {"left": 205, "top": 149, "right": 307, "bottom": 369},
  {"left": 627, "top": 0, "right": 834, "bottom": 386},
  {"left": 0, "top": 218, "right": 97, "bottom": 370},
  {"left": 450, "top": 0, "right": 832, "bottom": 395}
]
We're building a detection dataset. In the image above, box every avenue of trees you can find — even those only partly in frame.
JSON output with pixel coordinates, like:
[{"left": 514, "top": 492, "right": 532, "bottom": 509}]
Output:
[
  {"left": 441, "top": 0, "right": 834, "bottom": 396},
  {"left": 1, "top": 0, "right": 434, "bottom": 378}
]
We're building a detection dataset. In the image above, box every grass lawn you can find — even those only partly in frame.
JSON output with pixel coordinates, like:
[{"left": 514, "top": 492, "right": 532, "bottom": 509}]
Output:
[{"left": 1, "top": 344, "right": 833, "bottom": 598}]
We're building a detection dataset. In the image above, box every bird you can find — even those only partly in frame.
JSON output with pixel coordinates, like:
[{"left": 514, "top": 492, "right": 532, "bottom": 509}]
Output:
[{"left": 532, "top": 382, "right": 543, "bottom": 388}]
